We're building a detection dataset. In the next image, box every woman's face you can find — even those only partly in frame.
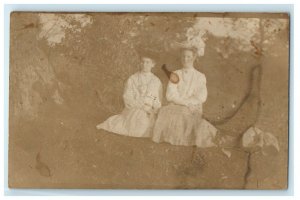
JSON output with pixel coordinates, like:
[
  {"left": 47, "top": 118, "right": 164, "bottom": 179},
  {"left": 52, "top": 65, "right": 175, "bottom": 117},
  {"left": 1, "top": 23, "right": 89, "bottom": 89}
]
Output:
[
  {"left": 140, "top": 57, "right": 155, "bottom": 72},
  {"left": 181, "top": 50, "right": 196, "bottom": 67}
]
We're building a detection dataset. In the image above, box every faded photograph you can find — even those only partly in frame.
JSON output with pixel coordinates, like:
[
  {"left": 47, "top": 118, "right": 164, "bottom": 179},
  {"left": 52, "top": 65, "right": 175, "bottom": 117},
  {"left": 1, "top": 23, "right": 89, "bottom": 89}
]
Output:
[{"left": 9, "top": 12, "right": 289, "bottom": 189}]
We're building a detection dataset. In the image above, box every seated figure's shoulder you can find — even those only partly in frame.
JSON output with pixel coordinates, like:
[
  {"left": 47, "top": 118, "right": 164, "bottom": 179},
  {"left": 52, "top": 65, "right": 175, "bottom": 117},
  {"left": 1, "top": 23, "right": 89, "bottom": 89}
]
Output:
[
  {"left": 171, "top": 69, "right": 182, "bottom": 78},
  {"left": 173, "top": 69, "right": 182, "bottom": 74},
  {"left": 152, "top": 74, "right": 161, "bottom": 82},
  {"left": 151, "top": 74, "right": 162, "bottom": 87},
  {"left": 194, "top": 69, "right": 206, "bottom": 81},
  {"left": 127, "top": 72, "right": 138, "bottom": 81}
]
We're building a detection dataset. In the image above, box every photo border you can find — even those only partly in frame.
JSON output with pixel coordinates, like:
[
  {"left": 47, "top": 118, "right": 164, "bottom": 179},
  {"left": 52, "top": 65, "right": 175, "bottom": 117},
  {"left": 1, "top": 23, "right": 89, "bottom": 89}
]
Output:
[{"left": 3, "top": 4, "right": 294, "bottom": 196}]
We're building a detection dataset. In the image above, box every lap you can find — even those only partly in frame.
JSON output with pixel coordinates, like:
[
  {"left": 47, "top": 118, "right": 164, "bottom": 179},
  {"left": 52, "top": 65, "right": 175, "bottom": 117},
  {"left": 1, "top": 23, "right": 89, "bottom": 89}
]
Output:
[
  {"left": 158, "top": 104, "right": 193, "bottom": 117},
  {"left": 153, "top": 104, "right": 200, "bottom": 145}
]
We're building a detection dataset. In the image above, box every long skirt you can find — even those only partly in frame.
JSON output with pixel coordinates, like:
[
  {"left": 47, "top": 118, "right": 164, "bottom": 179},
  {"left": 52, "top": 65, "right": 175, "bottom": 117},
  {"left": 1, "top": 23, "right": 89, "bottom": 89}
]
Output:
[
  {"left": 96, "top": 108, "right": 155, "bottom": 138},
  {"left": 152, "top": 104, "right": 218, "bottom": 147}
]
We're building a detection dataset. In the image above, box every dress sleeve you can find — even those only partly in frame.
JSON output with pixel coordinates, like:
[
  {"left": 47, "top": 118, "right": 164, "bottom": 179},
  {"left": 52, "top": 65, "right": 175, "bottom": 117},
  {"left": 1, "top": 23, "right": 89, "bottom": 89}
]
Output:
[
  {"left": 166, "top": 73, "right": 188, "bottom": 106},
  {"left": 152, "top": 80, "right": 163, "bottom": 111},
  {"left": 123, "top": 77, "right": 143, "bottom": 109},
  {"left": 186, "top": 74, "right": 207, "bottom": 105}
]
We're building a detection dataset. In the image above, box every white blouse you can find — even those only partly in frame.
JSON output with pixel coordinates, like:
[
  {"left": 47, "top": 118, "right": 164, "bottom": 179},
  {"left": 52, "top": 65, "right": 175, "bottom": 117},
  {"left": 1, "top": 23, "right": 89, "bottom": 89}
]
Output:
[
  {"left": 123, "top": 71, "right": 162, "bottom": 112},
  {"left": 166, "top": 67, "right": 207, "bottom": 107}
]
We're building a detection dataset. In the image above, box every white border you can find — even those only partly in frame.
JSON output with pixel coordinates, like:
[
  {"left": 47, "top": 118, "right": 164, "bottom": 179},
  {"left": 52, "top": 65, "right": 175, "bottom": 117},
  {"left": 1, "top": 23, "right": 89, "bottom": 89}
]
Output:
[{"left": 1, "top": 1, "right": 298, "bottom": 199}]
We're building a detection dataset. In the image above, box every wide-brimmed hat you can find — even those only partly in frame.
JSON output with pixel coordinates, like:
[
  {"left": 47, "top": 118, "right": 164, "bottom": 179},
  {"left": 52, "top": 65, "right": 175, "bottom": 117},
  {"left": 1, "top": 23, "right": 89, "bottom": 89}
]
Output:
[{"left": 172, "top": 41, "right": 198, "bottom": 54}]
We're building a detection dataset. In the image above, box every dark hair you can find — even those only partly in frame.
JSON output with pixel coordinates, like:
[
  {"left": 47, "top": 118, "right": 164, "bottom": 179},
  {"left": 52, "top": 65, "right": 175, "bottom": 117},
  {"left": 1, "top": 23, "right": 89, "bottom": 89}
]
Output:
[
  {"left": 140, "top": 56, "right": 156, "bottom": 63},
  {"left": 181, "top": 47, "right": 198, "bottom": 56}
]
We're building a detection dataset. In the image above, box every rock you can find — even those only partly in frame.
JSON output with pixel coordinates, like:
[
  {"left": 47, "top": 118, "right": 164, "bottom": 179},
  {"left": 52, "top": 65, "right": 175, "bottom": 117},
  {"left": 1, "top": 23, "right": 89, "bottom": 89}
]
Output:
[{"left": 242, "top": 126, "right": 280, "bottom": 155}]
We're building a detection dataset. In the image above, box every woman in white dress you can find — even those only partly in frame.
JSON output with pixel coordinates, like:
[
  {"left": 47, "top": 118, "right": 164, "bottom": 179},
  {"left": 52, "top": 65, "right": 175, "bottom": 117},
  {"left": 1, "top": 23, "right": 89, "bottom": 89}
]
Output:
[
  {"left": 152, "top": 48, "right": 217, "bottom": 147},
  {"left": 96, "top": 54, "right": 162, "bottom": 137}
]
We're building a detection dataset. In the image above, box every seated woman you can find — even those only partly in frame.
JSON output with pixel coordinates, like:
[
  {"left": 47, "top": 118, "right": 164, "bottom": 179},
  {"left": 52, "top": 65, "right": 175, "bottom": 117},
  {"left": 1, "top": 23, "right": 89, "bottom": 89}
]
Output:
[
  {"left": 152, "top": 47, "right": 217, "bottom": 147},
  {"left": 96, "top": 51, "right": 162, "bottom": 137}
]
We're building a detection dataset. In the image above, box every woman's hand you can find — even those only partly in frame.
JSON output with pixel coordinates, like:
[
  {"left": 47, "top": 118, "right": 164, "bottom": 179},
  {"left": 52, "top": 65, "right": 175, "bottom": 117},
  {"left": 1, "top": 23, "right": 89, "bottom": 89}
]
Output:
[
  {"left": 152, "top": 98, "right": 161, "bottom": 109},
  {"left": 142, "top": 104, "right": 156, "bottom": 118}
]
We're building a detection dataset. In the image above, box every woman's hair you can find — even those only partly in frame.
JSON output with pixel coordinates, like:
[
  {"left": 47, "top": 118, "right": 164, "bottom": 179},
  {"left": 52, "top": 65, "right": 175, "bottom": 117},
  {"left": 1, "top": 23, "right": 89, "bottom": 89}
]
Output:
[
  {"left": 140, "top": 56, "right": 156, "bottom": 64},
  {"left": 181, "top": 47, "right": 198, "bottom": 57},
  {"left": 137, "top": 46, "right": 158, "bottom": 63}
]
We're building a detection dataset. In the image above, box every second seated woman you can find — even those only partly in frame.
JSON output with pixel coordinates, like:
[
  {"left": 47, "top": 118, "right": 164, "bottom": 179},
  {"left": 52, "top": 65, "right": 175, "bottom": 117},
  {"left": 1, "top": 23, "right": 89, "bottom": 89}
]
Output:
[{"left": 152, "top": 47, "right": 217, "bottom": 147}]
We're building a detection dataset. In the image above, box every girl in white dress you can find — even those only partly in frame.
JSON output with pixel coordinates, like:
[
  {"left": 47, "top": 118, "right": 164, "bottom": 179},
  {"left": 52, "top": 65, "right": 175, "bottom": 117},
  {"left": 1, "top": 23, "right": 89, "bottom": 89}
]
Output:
[
  {"left": 152, "top": 48, "right": 217, "bottom": 147},
  {"left": 96, "top": 54, "right": 162, "bottom": 137}
]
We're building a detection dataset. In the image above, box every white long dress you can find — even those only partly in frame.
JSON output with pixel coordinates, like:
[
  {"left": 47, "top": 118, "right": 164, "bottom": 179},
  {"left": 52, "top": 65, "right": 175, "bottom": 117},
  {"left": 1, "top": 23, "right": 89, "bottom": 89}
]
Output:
[
  {"left": 96, "top": 71, "right": 162, "bottom": 137},
  {"left": 152, "top": 67, "right": 217, "bottom": 147}
]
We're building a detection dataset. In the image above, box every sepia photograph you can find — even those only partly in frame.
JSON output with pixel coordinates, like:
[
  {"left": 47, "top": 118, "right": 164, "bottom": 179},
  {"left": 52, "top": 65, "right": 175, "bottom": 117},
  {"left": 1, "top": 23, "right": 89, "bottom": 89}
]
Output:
[{"left": 8, "top": 12, "right": 289, "bottom": 189}]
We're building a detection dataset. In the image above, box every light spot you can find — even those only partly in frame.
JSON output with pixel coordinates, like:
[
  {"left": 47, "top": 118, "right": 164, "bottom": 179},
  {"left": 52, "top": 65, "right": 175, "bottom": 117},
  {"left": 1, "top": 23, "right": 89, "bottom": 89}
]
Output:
[
  {"left": 183, "top": 17, "right": 288, "bottom": 56},
  {"left": 242, "top": 126, "right": 280, "bottom": 154},
  {"left": 52, "top": 89, "right": 64, "bottom": 104},
  {"left": 221, "top": 148, "right": 232, "bottom": 158},
  {"left": 38, "top": 13, "right": 93, "bottom": 47}
]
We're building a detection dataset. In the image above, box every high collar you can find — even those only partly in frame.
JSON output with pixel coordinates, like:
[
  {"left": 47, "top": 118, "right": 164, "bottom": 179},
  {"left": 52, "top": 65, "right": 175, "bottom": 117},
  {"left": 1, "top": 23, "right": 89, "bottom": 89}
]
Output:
[
  {"left": 182, "top": 67, "right": 195, "bottom": 73},
  {"left": 139, "top": 71, "right": 153, "bottom": 76}
]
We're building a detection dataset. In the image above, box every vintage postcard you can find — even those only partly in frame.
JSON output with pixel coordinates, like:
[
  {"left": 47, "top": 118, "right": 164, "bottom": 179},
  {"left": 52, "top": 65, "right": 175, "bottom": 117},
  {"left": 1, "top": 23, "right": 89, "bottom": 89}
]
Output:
[{"left": 9, "top": 12, "right": 289, "bottom": 189}]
